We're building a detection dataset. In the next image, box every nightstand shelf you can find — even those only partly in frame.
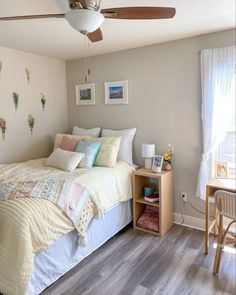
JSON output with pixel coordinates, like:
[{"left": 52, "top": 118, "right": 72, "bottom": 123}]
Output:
[
  {"left": 133, "top": 168, "right": 173, "bottom": 236},
  {"left": 136, "top": 197, "right": 159, "bottom": 207}
]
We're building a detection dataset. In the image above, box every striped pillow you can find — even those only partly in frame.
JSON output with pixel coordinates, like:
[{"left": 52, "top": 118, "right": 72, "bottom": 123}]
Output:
[{"left": 85, "top": 137, "right": 121, "bottom": 168}]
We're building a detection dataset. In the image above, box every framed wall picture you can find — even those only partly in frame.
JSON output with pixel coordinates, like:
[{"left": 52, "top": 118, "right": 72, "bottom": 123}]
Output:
[
  {"left": 75, "top": 83, "right": 95, "bottom": 106},
  {"left": 215, "top": 162, "right": 228, "bottom": 178},
  {"left": 105, "top": 80, "right": 128, "bottom": 105},
  {"left": 152, "top": 155, "right": 164, "bottom": 173}
]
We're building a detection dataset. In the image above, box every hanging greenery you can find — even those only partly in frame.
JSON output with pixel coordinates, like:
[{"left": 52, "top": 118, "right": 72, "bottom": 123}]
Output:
[
  {"left": 13, "top": 92, "right": 19, "bottom": 113},
  {"left": 25, "top": 68, "right": 30, "bottom": 83},
  {"left": 40, "top": 93, "right": 46, "bottom": 111},
  {"left": 0, "top": 118, "right": 6, "bottom": 140},
  {"left": 28, "top": 114, "right": 35, "bottom": 135}
]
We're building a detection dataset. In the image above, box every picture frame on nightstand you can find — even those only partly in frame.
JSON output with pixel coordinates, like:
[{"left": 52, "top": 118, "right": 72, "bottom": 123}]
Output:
[{"left": 152, "top": 155, "right": 164, "bottom": 173}]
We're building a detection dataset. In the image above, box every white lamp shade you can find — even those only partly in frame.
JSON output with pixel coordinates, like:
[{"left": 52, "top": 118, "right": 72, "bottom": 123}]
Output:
[
  {"left": 142, "top": 143, "right": 155, "bottom": 158},
  {"left": 65, "top": 10, "right": 105, "bottom": 34}
]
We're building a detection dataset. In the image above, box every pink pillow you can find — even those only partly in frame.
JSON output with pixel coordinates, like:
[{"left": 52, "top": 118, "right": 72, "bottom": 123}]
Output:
[{"left": 59, "top": 136, "right": 79, "bottom": 151}]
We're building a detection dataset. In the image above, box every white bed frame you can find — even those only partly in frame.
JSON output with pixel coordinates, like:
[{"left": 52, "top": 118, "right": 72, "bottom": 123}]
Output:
[{"left": 28, "top": 200, "right": 132, "bottom": 295}]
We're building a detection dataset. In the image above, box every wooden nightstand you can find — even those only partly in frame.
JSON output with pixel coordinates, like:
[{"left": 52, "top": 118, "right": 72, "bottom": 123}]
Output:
[{"left": 133, "top": 168, "right": 173, "bottom": 236}]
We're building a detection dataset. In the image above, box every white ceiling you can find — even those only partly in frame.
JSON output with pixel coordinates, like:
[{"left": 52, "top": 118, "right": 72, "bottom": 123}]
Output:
[{"left": 0, "top": 0, "right": 235, "bottom": 60}]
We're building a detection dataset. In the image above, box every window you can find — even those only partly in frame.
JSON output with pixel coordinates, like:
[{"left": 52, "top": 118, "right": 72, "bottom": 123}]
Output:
[
  {"left": 196, "top": 46, "right": 235, "bottom": 200},
  {"left": 213, "top": 73, "right": 236, "bottom": 178}
]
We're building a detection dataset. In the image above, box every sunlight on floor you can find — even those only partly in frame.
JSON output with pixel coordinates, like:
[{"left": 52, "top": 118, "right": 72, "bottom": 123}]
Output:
[{"left": 213, "top": 242, "right": 236, "bottom": 254}]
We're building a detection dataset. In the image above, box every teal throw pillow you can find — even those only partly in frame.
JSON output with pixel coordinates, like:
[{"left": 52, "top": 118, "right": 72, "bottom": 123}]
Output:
[{"left": 76, "top": 141, "right": 101, "bottom": 168}]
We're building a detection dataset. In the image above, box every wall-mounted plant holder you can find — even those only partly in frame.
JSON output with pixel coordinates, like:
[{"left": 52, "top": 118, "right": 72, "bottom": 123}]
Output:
[
  {"left": 40, "top": 93, "right": 46, "bottom": 111},
  {"left": 0, "top": 118, "right": 6, "bottom": 140},
  {"left": 28, "top": 114, "right": 35, "bottom": 135},
  {"left": 13, "top": 92, "right": 19, "bottom": 114},
  {"left": 25, "top": 67, "right": 30, "bottom": 83}
]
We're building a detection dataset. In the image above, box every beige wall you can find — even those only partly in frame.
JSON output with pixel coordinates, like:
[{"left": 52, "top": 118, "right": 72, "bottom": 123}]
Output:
[
  {"left": 66, "top": 29, "right": 235, "bottom": 218},
  {"left": 0, "top": 46, "right": 68, "bottom": 164}
]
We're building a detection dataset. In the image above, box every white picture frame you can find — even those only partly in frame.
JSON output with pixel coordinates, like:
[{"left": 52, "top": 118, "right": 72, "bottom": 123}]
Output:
[
  {"left": 104, "top": 80, "right": 128, "bottom": 105},
  {"left": 75, "top": 83, "right": 95, "bottom": 106},
  {"left": 215, "top": 162, "right": 228, "bottom": 179},
  {"left": 152, "top": 155, "right": 164, "bottom": 173}
]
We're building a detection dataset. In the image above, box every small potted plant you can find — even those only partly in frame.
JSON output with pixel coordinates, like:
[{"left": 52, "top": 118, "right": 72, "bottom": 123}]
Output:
[{"left": 163, "top": 144, "right": 174, "bottom": 171}]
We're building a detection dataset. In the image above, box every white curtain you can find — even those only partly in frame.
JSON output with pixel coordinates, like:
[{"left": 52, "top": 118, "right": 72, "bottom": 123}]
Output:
[{"left": 196, "top": 45, "right": 236, "bottom": 200}]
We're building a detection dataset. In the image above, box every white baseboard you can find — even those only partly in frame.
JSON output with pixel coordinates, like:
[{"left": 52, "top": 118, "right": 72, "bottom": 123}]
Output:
[{"left": 173, "top": 212, "right": 205, "bottom": 231}]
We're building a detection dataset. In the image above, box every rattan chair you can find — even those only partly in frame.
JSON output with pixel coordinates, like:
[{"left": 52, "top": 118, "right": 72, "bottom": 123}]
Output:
[{"left": 213, "top": 190, "right": 236, "bottom": 275}]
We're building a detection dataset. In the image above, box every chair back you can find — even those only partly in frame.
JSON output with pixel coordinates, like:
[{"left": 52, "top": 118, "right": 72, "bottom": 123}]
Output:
[{"left": 214, "top": 190, "right": 236, "bottom": 220}]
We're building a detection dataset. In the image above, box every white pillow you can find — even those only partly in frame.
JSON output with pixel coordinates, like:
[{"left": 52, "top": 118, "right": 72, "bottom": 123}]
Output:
[
  {"left": 101, "top": 128, "right": 136, "bottom": 166},
  {"left": 72, "top": 126, "right": 100, "bottom": 138},
  {"left": 44, "top": 148, "right": 84, "bottom": 172}
]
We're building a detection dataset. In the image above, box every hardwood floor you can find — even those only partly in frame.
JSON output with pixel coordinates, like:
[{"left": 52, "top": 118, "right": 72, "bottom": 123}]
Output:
[{"left": 41, "top": 225, "right": 236, "bottom": 295}]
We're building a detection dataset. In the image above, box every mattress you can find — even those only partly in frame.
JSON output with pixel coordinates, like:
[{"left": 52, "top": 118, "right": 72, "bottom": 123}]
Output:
[{"left": 28, "top": 200, "right": 132, "bottom": 295}]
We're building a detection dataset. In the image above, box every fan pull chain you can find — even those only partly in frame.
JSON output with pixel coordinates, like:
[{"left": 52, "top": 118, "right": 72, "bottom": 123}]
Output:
[
  {"left": 84, "top": 35, "right": 89, "bottom": 83},
  {"left": 83, "top": 34, "right": 92, "bottom": 83},
  {"left": 84, "top": 35, "right": 91, "bottom": 83},
  {"left": 84, "top": 35, "right": 87, "bottom": 83},
  {"left": 87, "top": 39, "right": 91, "bottom": 81},
  {"left": 86, "top": 38, "right": 88, "bottom": 83}
]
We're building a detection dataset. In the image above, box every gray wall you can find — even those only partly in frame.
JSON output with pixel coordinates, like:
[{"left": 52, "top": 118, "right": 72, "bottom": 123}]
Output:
[{"left": 66, "top": 29, "right": 235, "bottom": 219}]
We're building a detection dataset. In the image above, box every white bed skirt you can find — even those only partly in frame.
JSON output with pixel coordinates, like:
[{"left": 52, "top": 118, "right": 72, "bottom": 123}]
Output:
[{"left": 28, "top": 200, "right": 132, "bottom": 295}]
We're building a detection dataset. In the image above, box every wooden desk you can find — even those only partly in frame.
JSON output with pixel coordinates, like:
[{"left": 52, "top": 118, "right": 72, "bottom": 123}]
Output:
[{"left": 205, "top": 178, "right": 236, "bottom": 254}]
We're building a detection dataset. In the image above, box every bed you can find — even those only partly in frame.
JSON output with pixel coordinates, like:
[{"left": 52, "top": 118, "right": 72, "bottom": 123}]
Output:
[
  {"left": 29, "top": 200, "right": 132, "bottom": 294},
  {"left": 0, "top": 158, "right": 134, "bottom": 295}
]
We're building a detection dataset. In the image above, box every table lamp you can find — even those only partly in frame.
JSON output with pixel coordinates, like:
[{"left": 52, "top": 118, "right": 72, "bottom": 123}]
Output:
[{"left": 142, "top": 143, "right": 155, "bottom": 169}]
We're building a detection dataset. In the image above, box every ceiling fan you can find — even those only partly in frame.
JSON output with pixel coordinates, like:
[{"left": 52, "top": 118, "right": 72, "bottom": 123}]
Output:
[{"left": 0, "top": 0, "right": 176, "bottom": 43}]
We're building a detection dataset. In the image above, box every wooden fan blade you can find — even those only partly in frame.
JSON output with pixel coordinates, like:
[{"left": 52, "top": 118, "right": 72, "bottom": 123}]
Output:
[
  {"left": 0, "top": 14, "right": 65, "bottom": 21},
  {"left": 87, "top": 28, "right": 103, "bottom": 42},
  {"left": 101, "top": 7, "right": 176, "bottom": 20}
]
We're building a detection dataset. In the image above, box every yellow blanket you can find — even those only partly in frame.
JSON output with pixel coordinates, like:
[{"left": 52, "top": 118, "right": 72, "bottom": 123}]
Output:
[{"left": 0, "top": 198, "right": 74, "bottom": 295}]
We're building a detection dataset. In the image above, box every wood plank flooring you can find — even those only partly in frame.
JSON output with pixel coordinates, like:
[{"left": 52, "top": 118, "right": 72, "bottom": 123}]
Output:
[{"left": 41, "top": 225, "right": 236, "bottom": 295}]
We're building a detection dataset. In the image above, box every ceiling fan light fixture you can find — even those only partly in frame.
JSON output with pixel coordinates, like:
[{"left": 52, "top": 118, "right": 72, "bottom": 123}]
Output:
[{"left": 65, "top": 9, "right": 104, "bottom": 34}]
